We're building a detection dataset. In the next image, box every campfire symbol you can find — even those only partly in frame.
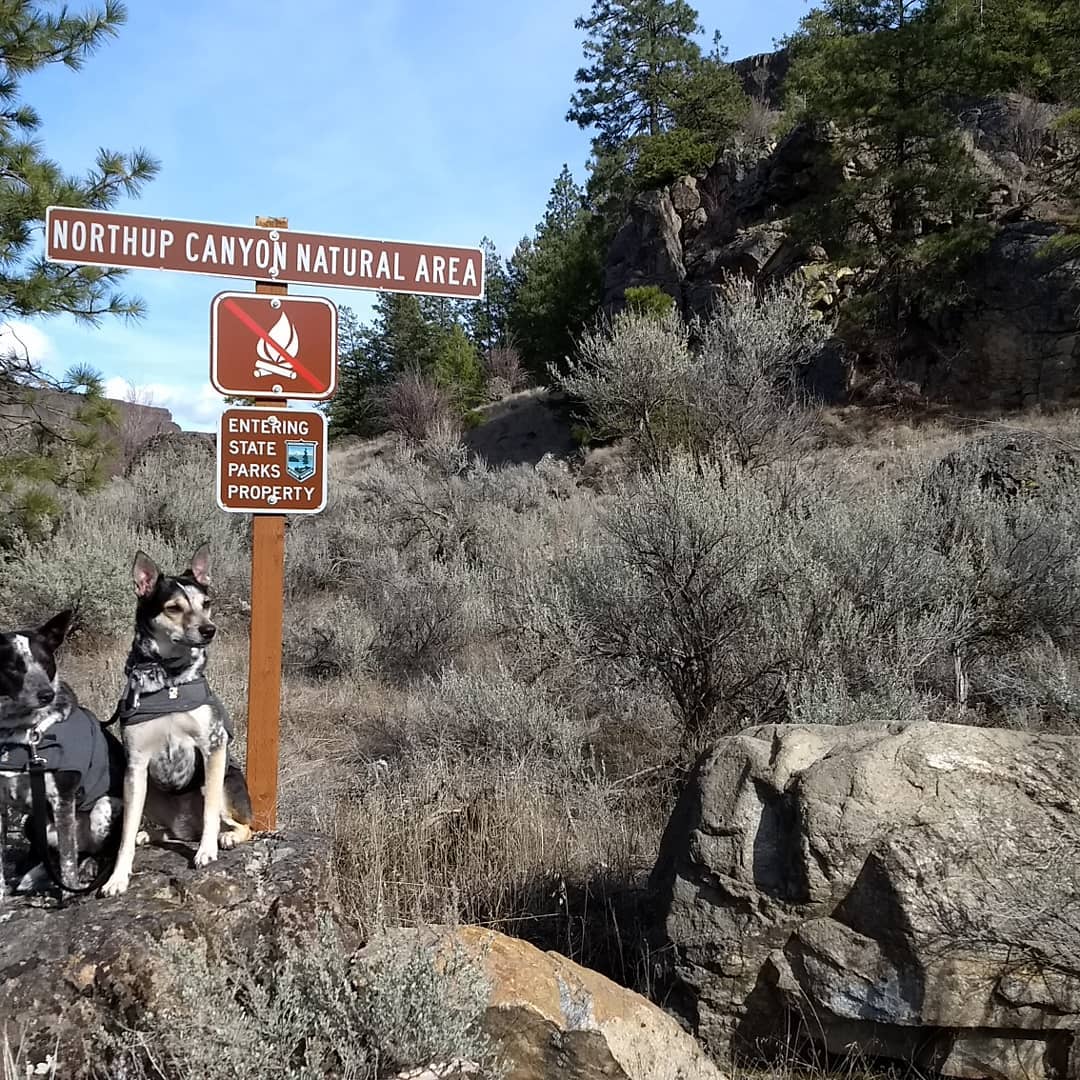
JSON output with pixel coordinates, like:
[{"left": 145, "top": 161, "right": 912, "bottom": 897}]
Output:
[{"left": 254, "top": 312, "right": 300, "bottom": 380}]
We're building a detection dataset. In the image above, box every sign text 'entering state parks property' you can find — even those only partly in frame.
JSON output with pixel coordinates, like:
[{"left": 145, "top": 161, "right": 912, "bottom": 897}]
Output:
[
  {"left": 45, "top": 206, "right": 485, "bottom": 299},
  {"left": 217, "top": 406, "right": 327, "bottom": 515}
]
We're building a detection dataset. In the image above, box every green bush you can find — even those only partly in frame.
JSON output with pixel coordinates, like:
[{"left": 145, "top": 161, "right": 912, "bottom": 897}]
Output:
[
  {"left": 623, "top": 285, "right": 676, "bottom": 320},
  {"left": 631, "top": 129, "right": 716, "bottom": 191},
  {"left": 433, "top": 324, "right": 486, "bottom": 410}
]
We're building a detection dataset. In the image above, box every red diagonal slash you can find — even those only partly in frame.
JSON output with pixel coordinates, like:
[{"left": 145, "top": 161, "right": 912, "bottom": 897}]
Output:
[{"left": 222, "top": 298, "right": 323, "bottom": 392}]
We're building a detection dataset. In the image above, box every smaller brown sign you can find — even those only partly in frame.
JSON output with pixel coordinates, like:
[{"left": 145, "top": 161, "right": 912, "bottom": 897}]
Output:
[
  {"left": 217, "top": 407, "right": 327, "bottom": 515},
  {"left": 211, "top": 292, "right": 337, "bottom": 400}
]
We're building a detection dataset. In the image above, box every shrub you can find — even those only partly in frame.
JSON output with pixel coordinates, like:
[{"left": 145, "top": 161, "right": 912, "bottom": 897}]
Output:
[
  {"left": 0, "top": 445, "right": 249, "bottom": 633},
  {"left": 283, "top": 595, "right": 374, "bottom": 681},
  {"left": 687, "top": 275, "right": 827, "bottom": 471},
  {"left": 623, "top": 285, "right": 676, "bottom": 320},
  {"left": 395, "top": 665, "right": 588, "bottom": 766},
  {"left": 631, "top": 129, "right": 716, "bottom": 191},
  {"left": 385, "top": 371, "right": 455, "bottom": 443},
  {"left": 367, "top": 561, "right": 484, "bottom": 683},
  {"left": 559, "top": 278, "right": 827, "bottom": 472},
  {"left": 482, "top": 345, "right": 528, "bottom": 397},
  {"left": 552, "top": 456, "right": 795, "bottom": 740},
  {"left": 94, "top": 919, "right": 501, "bottom": 1080},
  {"left": 558, "top": 308, "right": 692, "bottom": 471}
]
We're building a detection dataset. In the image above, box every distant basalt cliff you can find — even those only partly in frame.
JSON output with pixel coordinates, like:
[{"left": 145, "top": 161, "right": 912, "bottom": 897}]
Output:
[{"left": 604, "top": 54, "right": 1080, "bottom": 410}]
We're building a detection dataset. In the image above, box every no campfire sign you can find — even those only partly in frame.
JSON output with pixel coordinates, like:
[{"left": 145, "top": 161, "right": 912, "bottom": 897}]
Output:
[
  {"left": 217, "top": 406, "right": 328, "bottom": 515},
  {"left": 211, "top": 292, "right": 337, "bottom": 400},
  {"left": 45, "top": 206, "right": 485, "bottom": 299}
]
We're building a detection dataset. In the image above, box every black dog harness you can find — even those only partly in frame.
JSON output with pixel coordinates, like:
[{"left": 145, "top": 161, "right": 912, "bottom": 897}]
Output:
[
  {"left": 0, "top": 706, "right": 121, "bottom": 898},
  {"left": 110, "top": 678, "right": 233, "bottom": 736},
  {"left": 0, "top": 706, "right": 114, "bottom": 811}
]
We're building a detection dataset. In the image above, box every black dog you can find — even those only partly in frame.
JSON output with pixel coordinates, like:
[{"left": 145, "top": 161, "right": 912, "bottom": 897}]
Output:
[{"left": 0, "top": 610, "right": 123, "bottom": 894}]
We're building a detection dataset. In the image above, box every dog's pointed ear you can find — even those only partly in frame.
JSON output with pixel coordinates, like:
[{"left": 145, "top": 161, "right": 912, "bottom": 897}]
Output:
[
  {"left": 188, "top": 543, "right": 211, "bottom": 587},
  {"left": 133, "top": 551, "right": 161, "bottom": 597},
  {"left": 36, "top": 609, "right": 75, "bottom": 652}
]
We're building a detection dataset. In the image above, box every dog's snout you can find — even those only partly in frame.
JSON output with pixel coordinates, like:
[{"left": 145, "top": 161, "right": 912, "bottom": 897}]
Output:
[
  {"left": 36, "top": 687, "right": 55, "bottom": 706},
  {"left": 199, "top": 623, "right": 217, "bottom": 642}
]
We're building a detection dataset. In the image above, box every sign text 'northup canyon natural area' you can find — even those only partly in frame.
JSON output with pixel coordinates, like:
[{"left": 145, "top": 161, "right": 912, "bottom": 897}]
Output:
[{"left": 45, "top": 207, "right": 485, "bottom": 299}]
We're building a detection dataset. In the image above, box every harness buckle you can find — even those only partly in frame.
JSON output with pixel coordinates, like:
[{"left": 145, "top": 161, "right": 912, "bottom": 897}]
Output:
[{"left": 168, "top": 687, "right": 179, "bottom": 700}]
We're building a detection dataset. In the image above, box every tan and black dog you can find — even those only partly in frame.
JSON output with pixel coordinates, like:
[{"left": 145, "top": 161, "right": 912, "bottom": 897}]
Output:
[{"left": 101, "top": 544, "right": 252, "bottom": 896}]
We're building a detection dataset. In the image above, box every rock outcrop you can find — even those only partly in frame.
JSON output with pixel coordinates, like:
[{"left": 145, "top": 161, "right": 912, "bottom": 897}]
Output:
[
  {"left": 914, "top": 222, "right": 1080, "bottom": 408},
  {"left": 602, "top": 52, "right": 1080, "bottom": 409},
  {"left": 364, "top": 926, "right": 726, "bottom": 1080},
  {"left": 651, "top": 720, "right": 1080, "bottom": 1080},
  {"left": 0, "top": 833, "right": 335, "bottom": 1077}
]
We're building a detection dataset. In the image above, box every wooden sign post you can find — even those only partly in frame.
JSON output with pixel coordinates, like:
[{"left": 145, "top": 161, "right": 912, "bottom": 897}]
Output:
[{"left": 245, "top": 215, "right": 288, "bottom": 832}]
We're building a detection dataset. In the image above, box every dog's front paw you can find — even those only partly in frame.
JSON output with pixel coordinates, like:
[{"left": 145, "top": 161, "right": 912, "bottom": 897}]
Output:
[
  {"left": 135, "top": 830, "right": 150, "bottom": 847},
  {"left": 193, "top": 844, "right": 218, "bottom": 868},
  {"left": 100, "top": 871, "right": 130, "bottom": 897}
]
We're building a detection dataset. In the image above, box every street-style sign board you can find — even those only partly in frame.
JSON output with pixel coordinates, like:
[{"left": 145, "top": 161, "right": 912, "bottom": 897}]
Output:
[
  {"left": 217, "top": 406, "right": 327, "bottom": 515},
  {"left": 211, "top": 292, "right": 337, "bottom": 400},
  {"left": 45, "top": 206, "right": 485, "bottom": 299}
]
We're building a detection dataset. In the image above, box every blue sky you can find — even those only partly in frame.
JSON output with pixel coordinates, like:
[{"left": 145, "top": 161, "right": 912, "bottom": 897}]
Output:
[{"left": 21, "top": 0, "right": 807, "bottom": 429}]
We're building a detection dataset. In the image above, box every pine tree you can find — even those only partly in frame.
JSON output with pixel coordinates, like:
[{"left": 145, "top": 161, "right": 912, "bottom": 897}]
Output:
[
  {"left": 0, "top": 2, "right": 159, "bottom": 543},
  {"left": 567, "top": 0, "right": 704, "bottom": 150},
  {"left": 327, "top": 305, "right": 387, "bottom": 438},
  {"left": 432, "top": 323, "right": 485, "bottom": 409},
  {"left": 0, "top": 3, "right": 158, "bottom": 327},
  {"left": 786, "top": 0, "right": 993, "bottom": 363},
  {"left": 507, "top": 167, "right": 603, "bottom": 378},
  {"left": 464, "top": 237, "right": 512, "bottom": 354}
]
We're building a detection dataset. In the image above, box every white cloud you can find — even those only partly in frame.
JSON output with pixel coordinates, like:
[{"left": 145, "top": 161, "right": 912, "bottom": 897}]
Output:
[{"left": 0, "top": 320, "right": 54, "bottom": 366}]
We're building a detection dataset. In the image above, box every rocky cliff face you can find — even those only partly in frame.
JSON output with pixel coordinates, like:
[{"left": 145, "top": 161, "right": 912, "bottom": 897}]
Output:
[{"left": 603, "top": 68, "right": 1080, "bottom": 410}]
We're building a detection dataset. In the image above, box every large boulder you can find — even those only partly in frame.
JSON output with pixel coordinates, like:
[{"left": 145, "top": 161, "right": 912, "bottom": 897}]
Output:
[
  {"left": 651, "top": 721, "right": 1080, "bottom": 1080},
  {"left": 364, "top": 926, "right": 726, "bottom": 1080},
  {"left": 731, "top": 50, "right": 790, "bottom": 110}
]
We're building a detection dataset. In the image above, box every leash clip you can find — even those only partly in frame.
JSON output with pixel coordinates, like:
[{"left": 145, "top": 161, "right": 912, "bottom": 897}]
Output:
[
  {"left": 168, "top": 686, "right": 179, "bottom": 700},
  {"left": 28, "top": 727, "right": 46, "bottom": 768}
]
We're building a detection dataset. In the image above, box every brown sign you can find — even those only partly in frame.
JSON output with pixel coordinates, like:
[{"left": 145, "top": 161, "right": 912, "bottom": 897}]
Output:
[
  {"left": 211, "top": 292, "right": 337, "bottom": 400},
  {"left": 217, "top": 406, "right": 327, "bottom": 515},
  {"left": 46, "top": 206, "right": 485, "bottom": 299}
]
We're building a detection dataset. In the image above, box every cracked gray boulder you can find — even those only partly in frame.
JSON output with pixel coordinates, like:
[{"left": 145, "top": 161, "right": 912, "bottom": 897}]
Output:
[{"left": 651, "top": 721, "right": 1080, "bottom": 1080}]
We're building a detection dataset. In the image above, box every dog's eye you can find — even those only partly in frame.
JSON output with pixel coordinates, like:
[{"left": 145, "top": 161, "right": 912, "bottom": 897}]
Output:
[{"left": 165, "top": 603, "right": 183, "bottom": 614}]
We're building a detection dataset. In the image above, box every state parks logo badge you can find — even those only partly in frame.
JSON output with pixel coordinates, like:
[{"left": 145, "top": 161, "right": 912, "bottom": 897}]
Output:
[{"left": 285, "top": 440, "right": 318, "bottom": 482}]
